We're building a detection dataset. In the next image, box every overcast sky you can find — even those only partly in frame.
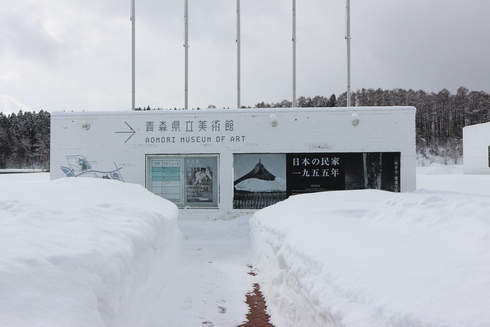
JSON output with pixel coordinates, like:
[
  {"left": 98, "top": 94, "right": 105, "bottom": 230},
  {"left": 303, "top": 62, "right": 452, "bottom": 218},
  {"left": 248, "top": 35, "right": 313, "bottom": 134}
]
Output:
[{"left": 1, "top": 0, "right": 489, "bottom": 115}]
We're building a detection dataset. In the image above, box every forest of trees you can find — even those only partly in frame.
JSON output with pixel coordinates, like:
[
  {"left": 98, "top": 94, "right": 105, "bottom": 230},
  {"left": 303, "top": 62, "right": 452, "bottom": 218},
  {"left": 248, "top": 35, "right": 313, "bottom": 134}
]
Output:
[
  {"left": 254, "top": 87, "right": 490, "bottom": 164},
  {"left": 0, "top": 110, "right": 50, "bottom": 169},
  {"left": 1, "top": 87, "right": 489, "bottom": 168}
]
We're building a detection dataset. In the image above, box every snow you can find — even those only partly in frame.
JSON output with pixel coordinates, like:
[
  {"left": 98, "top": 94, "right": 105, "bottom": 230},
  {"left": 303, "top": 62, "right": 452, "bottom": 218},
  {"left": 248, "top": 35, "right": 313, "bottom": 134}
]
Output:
[
  {"left": 0, "top": 175, "right": 181, "bottom": 327},
  {"left": 1, "top": 163, "right": 490, "bottom": 327},
  {"left": 143, "top": 217, "right": 254, "bottom": 327},
  {"left": 250, "top": 165, "right": 490, "bottom": 327},
  {"left": 416, "top": 162, "right": 464, "bottom": 175},
  {"left": 417, "top": 164, "right": 490, "bottom": 196},
  {"left": 0, "top": 171, "right": 49, "bottom": 182},
  {"left": 0, "top": 169, "right": 44, "bottom": 174},
  {"left": 235, "top": 177, "right": 287, "bottom": 192}
]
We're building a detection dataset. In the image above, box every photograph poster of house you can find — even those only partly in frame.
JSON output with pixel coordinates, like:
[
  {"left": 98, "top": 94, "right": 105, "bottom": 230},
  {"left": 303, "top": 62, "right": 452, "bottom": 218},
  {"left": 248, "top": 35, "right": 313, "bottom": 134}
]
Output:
[
  {"left": 234, "top": 152, "right": 401, "bottom": 210},
  {"left": 233, "top": 154, "right": 287, "bottom": 209}
]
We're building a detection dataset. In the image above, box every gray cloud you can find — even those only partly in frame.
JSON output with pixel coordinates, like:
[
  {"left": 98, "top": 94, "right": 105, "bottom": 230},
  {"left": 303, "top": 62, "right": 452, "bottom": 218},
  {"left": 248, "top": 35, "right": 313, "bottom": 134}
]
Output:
[
  {"left": 1, "top": 5, "right": 62, "bottom": 64},
  {"left": 1, "top": 0, "right": 489, "bottom": 115}
]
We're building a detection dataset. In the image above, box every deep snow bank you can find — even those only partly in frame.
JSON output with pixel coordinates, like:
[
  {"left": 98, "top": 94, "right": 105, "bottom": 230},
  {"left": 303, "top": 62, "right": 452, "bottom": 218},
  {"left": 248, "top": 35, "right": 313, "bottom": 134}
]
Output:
[
  {"left": 0, "top": 178, "right": 181, "bottom": 327},
  {"left": 250, "top": 189, "right": 490, "bottom": 327}
]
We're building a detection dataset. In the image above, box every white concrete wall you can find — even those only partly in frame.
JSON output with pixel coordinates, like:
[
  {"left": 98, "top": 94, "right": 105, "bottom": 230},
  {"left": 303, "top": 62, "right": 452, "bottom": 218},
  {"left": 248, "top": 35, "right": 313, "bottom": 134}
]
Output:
[
  {"left": 463, "top": 122, "right": 490, "bottom": 174},
  {"left": 51, "top": 107, "right": 416, "bottom": 220}
]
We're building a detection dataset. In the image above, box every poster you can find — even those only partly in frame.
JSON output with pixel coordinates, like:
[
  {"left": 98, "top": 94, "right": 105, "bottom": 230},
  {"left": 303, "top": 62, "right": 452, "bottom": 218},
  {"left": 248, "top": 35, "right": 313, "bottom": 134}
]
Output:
[
  {"left": 287, "top": 152, "right": 401, "bottom": 196},
  {"left": 185, "top": 165, "right": 213, "bottom": 203},
  {"left": 233, "top": 154, "right": 287, "bottom": 209},
  {"left": 286, "top": 153, "right": 345, "bottom": 196},
  {"left": 148, "top": 155, "right": 218, "bottom": 208},
  {"left": 234, "top": 152, "right": 401, "bottom": 210}
]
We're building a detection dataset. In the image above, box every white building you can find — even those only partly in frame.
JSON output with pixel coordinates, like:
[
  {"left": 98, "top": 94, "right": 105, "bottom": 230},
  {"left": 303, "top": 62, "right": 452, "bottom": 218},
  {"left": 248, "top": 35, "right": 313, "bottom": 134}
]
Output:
[
  {"left": 463, "top": 122, "right": 490, "bottom": 174},
  {"left": 50, "top": 107, "right": 416, "bottom": 220}
]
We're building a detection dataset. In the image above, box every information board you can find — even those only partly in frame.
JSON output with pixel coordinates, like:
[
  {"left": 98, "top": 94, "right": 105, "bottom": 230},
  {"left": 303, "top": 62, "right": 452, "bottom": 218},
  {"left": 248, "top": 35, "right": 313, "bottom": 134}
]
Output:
[
  {"left": 151, "top": 159, "right": 181, "bottom": 202},
  {"left": 147, "top": 155, "right": 218, "bottom": 208}
]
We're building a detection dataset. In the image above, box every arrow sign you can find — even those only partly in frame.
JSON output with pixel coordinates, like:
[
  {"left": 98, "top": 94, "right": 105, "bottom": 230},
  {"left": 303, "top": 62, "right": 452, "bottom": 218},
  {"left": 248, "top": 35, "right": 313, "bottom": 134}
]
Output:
[{"left": 115, "top": 121, "right": 136, "bottom": 143}]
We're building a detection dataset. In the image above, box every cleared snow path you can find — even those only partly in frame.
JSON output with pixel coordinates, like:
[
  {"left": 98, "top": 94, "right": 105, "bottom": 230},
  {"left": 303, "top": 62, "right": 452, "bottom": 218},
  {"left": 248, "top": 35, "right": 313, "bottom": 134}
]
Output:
[{"left": 143, "top": 217, "right": 255, "bottom": 327}]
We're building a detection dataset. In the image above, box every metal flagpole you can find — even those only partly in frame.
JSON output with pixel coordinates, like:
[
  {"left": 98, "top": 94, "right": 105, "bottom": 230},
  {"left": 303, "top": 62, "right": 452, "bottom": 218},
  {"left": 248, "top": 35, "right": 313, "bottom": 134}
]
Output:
[
  {"left": 184, "top": 0, "right": 189, "bottom": 110},
  {"left": 236, "top": 0, "right": 241, "bottom": 109},
  {"left": 131, "top": 0, "right": 135, "bottom": 110},
  {"left": 292, "top": 0, "right": 297, "bottom": 108},
  {"left": 346, "top": 0, "right": 352, "bottom": 107}
]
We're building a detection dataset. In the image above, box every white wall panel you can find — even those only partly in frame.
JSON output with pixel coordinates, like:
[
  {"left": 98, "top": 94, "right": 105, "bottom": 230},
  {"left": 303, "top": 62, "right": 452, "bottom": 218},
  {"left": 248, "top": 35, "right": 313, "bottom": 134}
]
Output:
[
  {"left": 51, "top": 107, "right": 416, "bottom": 220},
  {"left": 464, "top": 122, "right": 490, "bottom": 174}
]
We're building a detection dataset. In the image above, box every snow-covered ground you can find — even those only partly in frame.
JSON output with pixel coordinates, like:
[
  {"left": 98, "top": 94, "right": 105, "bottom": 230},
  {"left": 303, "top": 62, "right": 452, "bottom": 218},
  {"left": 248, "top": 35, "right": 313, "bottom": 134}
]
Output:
[
  {"left": 143, "top": 217, "right": 254, "bottom": 327},
  {"left": 1, "top": 165, "right": 489, "bottom": 327},
  {"left": 0, "top": 169, "right": 45, "bottom": 174},
  {"left": 251, "top": 165, "right": 490, "bottom": 327},
  {"left": 0, "top": 175, "right": 181, "bottom": 327}
]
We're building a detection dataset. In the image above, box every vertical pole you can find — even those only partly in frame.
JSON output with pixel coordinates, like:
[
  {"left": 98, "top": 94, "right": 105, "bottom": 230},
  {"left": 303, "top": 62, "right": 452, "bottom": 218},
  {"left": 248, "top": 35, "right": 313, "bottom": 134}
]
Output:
[
  {"left": 131, "top": 0, "right": 135, "bottom": 110},
  {"left": 184, "top": 0, "right": 189, "bottom": 110},
  {"left": 237, "top": 0, "right": 241, "bottom": 109},
  {"left": 346, "top": 0, "right": 352, "bottom": 107},
  {"left": 292, "top": 0, "right": 297, "bottom": 108}
]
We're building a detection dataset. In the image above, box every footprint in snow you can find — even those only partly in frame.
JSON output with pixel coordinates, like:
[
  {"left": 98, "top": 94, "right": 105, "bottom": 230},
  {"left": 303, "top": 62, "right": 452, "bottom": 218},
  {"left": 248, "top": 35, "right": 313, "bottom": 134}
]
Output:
[{"left": 181, "top": 296, "right": 192, "bottom": 310}]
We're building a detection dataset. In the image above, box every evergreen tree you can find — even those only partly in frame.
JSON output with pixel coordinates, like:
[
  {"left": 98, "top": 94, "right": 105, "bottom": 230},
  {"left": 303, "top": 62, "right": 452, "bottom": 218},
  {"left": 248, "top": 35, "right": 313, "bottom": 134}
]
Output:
[
  {"left": 257, "top": 87, "right": 490, "bottom": 164},
  {"left": 328, "top": 94, "right": 337, "bottom": 107},
  {"left": 0, "top": 110, "right": 50, "bottom": 169}
]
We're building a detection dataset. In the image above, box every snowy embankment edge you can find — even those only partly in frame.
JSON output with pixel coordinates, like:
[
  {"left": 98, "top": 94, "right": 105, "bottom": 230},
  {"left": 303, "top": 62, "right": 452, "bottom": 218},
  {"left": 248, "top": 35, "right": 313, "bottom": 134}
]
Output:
[
  {"left": 250, "top": 189, "right": 490, "bottom": 327},
  {"left": 250, "top": 210, "right": 342, "bottom": 327},
  {"left": 0, "top": 178, "right": 182, "bottom": 327}
]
